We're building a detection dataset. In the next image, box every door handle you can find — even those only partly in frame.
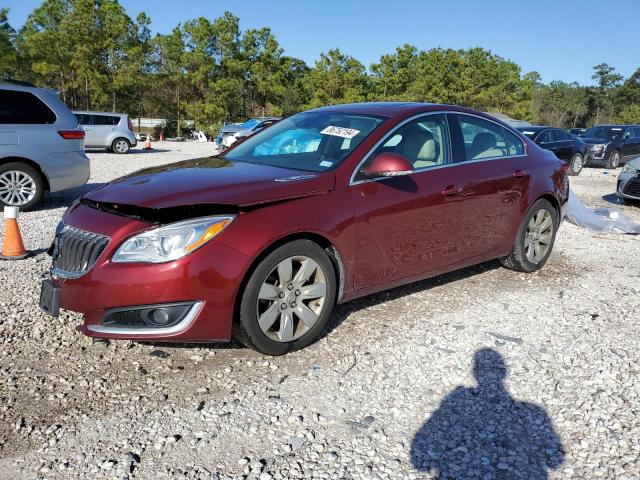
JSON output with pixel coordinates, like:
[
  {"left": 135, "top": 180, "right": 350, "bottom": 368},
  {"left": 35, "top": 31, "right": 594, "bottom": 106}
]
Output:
[
  {"left": 442, "top": 185, "right": 463, "bottom": 196},
  {"left": 513, "top": 169, "right": 528, "bottom": 178}
]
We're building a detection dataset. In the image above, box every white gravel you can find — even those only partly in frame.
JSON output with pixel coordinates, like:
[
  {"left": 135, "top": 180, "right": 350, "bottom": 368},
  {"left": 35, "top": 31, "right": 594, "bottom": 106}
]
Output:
[{"left": 1, "top": 144, "right": 639, "bottom": 479}]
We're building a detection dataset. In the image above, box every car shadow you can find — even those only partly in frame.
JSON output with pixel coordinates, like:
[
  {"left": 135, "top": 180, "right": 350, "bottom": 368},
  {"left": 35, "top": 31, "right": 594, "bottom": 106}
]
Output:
[
  {"left": 602, "top": 193, "right": 625, "bottom": 205},
  {"left": 35, "top": 183, "right": 106, "bottom": 210},
  {"left": 320, "top": 260, "right": 501, "bottom": 341},
  {"left": 85, "top": 148, "right": 172, "bottom": 154},
  {"left": 411, "top": 348, "right": 565, "bottom": 479}
]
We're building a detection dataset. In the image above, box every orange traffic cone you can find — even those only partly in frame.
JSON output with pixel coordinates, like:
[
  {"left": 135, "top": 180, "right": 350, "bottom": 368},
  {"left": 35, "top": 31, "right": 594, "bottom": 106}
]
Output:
[
  {"left": 159, "top": 132, "right": 165, "bottom": 142},
  {"left": 143, "top": 135, "right": 153, "bottom": 150},
  {"left": 1, "top": 206, "right": 30, "bottom": 260}
]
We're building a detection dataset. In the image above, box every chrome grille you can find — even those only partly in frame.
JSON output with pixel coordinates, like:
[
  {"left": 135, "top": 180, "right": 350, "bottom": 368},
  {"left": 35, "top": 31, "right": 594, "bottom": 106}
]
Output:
[
  {"left": 623, "top": 177, "right": 640, "bottom": 198},
  {"left": 51, "top": 225, "right": 110, "bottom": 278}
]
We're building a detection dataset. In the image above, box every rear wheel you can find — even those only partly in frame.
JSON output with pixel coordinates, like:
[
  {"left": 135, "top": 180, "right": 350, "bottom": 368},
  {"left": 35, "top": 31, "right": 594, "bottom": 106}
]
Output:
[
  {"left": 111, "top": 138, "right": 131, "bottom": 154},
  {"left": 234, "top": 240, "right": 337, "bottom": 355},
  {"left": 0, "top": 162, "right": 45, "bottom": 211},
  {"left": 500, "top": 199, "right": 559, "bottom": 273},
  {"left": 607, "top": 150, "right": 621, "bottom": 169},
  {"left": 568, "top": 153, "right": 584, "bottom": 175}
]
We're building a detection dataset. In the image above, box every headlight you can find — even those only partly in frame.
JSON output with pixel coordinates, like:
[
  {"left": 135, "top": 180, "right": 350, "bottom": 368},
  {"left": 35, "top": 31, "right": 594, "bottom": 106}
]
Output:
[
  {"left": 589, "top": 143, "right": 606, "bottom": 152},
  {"left": 112, "top": 216, "right": 234, "bottom": 263},
  {"left": 621, "top": 164, "right": 637, "bottom": 174}
]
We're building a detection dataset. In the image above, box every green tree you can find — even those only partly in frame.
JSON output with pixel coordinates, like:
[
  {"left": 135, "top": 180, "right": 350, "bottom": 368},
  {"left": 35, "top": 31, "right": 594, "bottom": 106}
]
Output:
[
  {"left": 591, "top": 63, "right": 623, "bottom": 123},
  {"left": 0, "top": 8, "right": 18, "bottom": 78},
  {"left": 305, "top": 49, "right": 368, "bottom": 108}
]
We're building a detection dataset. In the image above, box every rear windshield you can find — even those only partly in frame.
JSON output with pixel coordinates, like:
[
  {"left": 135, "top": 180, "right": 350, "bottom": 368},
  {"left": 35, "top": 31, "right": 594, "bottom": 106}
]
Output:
[
  {"left": 224, "top": 111, "right": 385, "bottom": 172},
  {"left": 0, "top": 90, "right": 57, "bottom": 124}
]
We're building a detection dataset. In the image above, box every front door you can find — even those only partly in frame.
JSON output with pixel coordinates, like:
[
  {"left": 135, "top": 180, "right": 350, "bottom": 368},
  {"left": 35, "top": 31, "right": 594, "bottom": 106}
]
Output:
[{"left": 351, "top": 113, "right": 466, "bottom": 290}]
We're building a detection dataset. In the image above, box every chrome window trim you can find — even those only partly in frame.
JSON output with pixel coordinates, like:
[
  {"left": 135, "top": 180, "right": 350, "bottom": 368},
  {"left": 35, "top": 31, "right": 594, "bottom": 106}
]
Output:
[
  {"left": 349, "top": 110, "right": 526, "bottom": 186},
  {"left": 87, "top": 301, "right": 204, "bottom": 336}
]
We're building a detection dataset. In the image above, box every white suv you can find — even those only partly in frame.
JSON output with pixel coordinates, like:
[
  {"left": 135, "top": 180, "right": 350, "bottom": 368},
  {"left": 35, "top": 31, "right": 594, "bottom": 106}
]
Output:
[{"left": 0, "top": 82, "right": 90, "bottom": 210}]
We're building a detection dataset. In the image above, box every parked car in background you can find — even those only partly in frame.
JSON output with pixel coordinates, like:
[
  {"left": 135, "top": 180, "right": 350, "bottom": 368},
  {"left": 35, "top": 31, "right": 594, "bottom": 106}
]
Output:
[
  {"left": 579, "top": 124, "right": 640, "bottom": 169},
  {"left": 617, "top": 157, "right": 640, "bottom": 205},
  {"left": 517, "top": 126, "right": 588, "bottom": 175},
  {"left": 215, "top": 117, "right": 280, "bottom": 149},
  {"left": 74, "top": 111, "right": 137, "bottom": 154},
  {"left": 0, "top": 82, "right": 89, "bottom": 210},
  {"left": 40, "top": 102, "right": 568, "bottom": 355},
  {"left": 568, "top": 127, "right": 588, "bottom": 136}
]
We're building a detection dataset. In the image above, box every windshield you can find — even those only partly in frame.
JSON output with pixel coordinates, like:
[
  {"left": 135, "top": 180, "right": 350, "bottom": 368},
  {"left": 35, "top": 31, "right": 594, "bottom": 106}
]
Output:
[
  {"left": 240, "top": 119, "right": 261, "bottom": 129},
  {"left": 224, "top": 111, "right": 385, "bottom": 172},
  {"left": 581, "top": 126, "right": 623, "bottom": 140}
]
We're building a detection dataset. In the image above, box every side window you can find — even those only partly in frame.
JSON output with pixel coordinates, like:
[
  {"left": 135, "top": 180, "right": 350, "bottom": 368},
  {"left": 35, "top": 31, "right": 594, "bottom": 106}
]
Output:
[
  {"left": 551, "top": 129, "right": 568, "bottom": 142},
  {"left": 503, "top": 129, "right": 525, "bottom": 156},
  {"left": 634, "top": 127, "right": 640, "bottom": 138},
  {"left": 363, "top": 114, "right": 450, "bottom": 171},
  {"left": 537, "top": 130, "right": 551, "bottom": 144},
  {"left": 457, "top": 114, "right": 509, "bottom": 160},
  {"left": 0, "top": 90, "right": 57, "bottom": 124},
  {"left": 93, "top": 115, "right": 119, "bottom": 126},
  {"left": 76, "top": 114, "right": 91, "bottom": 125}
]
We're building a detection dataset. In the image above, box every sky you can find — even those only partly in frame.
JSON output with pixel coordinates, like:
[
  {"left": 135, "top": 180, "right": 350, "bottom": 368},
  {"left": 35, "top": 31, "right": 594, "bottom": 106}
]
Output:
[{"left": 4, "top": 0, "right": 638, "bottom": 85}]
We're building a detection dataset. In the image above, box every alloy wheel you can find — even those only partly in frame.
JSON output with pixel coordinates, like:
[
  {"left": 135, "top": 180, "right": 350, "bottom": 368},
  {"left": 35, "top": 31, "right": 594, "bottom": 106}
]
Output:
[
  {"left": 0, "top": 170, "right": 37, "bottom": 206},
  {"left": 570, "top": 154, "right": 583, "bottom": 174},
  {"left": 256, "top": 255, "right": 327, "bottom": 342},
  {"left": 114, "top": 139, "right": 129, "bottom": 153},
  {"left": 610, "top": 151, "right": 620, "bottom": 168},
  {"left": 524, "top": 209, "right": 554, "bottom": 264}
]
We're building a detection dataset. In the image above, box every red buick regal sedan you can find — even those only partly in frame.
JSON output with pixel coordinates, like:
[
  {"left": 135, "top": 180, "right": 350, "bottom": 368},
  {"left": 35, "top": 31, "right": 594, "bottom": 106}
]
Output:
[{"left": 40, "top": 103, "right": 569, "bottom": 355}]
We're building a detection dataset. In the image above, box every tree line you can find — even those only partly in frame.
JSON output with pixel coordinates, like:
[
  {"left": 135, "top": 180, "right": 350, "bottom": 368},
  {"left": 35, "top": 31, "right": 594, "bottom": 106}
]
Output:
[{"left": 1, "top": 1, "right": 640, "bottom": 135}]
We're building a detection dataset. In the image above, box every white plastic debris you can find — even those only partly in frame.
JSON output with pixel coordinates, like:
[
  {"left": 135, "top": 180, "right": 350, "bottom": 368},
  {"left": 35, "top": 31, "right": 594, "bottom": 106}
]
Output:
[{"left": 565, "top": 189, "right": 640, "bottom": 234}]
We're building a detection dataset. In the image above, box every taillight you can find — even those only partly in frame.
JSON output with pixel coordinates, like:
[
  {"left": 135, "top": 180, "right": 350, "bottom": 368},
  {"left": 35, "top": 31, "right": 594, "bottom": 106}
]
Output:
[
  {"left": 561, "top": 161, "right": 570, "bottom": 173},
  {"left": 127, "top": 117, "right": 133, "bottom": 131},
  {"left": 58, "top": 130, "right": 85, "bottom": 140}
]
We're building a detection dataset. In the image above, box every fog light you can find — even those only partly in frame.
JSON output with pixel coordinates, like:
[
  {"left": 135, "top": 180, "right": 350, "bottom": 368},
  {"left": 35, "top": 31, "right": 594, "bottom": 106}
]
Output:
[{"left": 102, "top": 302, "right": 196, "bottom": 329}]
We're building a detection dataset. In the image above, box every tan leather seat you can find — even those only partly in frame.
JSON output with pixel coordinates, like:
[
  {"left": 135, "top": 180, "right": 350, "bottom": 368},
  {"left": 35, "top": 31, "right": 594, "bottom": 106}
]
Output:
[
  {"left": 402, "top": 130, "right": 438, "bottom": 168},
  {"left": 469, "top": 132, "right": 503, "bottom": 159}
]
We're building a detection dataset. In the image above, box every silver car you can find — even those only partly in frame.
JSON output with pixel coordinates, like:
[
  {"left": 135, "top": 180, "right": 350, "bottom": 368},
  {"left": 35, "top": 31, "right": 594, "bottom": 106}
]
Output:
[
  {"left": 0, "top": 82, "right": 90, "bottom": 210},
  {"left": 74, "top": 111, "right": 137, "bottom": 154},
  {"left": 617, "top": 156, "right": 640, "bottom": 204}
]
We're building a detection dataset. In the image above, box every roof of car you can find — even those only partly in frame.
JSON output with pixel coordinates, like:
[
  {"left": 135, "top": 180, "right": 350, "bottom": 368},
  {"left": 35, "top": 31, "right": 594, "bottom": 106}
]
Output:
[
  {"left": 74, "top": 110, "right": 128, "bottom": 116},
  {"left": 311, "top": 102, "right": 486, "bottom": 118},
  {"left": 516, "top": 126, "right": 552, "bottom": 132}
]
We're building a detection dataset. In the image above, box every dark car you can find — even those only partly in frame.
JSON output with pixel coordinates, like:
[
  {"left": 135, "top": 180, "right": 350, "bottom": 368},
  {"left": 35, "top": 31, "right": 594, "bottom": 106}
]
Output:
[
  {"left": 40, "top": 103, "right": 569, "bottom": 355},
  {"left": 517, "top": 126, "right": 588, "bottom": 175},
  {"left": 578, "top": 124, "right": 640, "bottom": 169}
]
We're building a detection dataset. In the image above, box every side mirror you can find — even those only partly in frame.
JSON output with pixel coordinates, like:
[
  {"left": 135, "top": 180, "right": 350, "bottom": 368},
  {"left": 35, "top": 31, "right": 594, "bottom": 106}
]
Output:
[{"left": 361, "top": 152, "right": 414, "bottom": 179}]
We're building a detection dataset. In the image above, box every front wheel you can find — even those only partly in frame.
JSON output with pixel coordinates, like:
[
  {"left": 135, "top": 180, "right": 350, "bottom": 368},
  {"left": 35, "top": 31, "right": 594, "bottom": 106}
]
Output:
[
  {"left": 0, "top": 162, "right": 45, "bottom": 211},
  {"left": 607, "top": 150, "right": 620, "bottom": 169},
  {"left": 500, "top": 199, "right": 559, "bottom": 273},
  {"left": 234, "top": 240, "right": 337, "bottom": 355},
  {"left": 568, "top": 153, "right": 584, "bottom": 175},
  {"left": 111, "top": 138, "right": 131, "bottom": 154}
]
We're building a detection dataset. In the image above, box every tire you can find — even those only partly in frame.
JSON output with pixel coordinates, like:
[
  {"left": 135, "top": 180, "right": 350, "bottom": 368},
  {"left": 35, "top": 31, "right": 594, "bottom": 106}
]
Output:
[
  {"left": 568, "top": 153, "right": 584, "bottom": 176},
  {"left": 500, "top": 199, "right": 559, "bottom": 273},
  {"left": 622, "top": 198, "right": 639, "bottom": 206},
  {"left": 234, "top": 240, "right": 337, "bottom": 355},
  {"left": 607, "top": 150, "right": 621, "bottom": 169},
  {"left": 111, "top": 138, "right": 131, "bottom": 154},
  {"left": 0, "top": 162, "right": 45, "bottom": 211}
]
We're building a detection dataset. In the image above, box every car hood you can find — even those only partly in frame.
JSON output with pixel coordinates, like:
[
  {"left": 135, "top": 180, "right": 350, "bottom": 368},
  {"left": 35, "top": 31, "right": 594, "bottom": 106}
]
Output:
[
  {"left": 83, "top": 157, "right": 335, "bottom": 210},
  {"left": 220, "top": 124, "right": 244, "bottom": 134},
  {"left": 580, "top": 137, "right": 611, "bottom": 145}
]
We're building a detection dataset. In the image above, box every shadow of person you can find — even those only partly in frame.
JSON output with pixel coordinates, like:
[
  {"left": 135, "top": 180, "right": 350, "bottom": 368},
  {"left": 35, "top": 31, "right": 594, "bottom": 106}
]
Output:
[{"left": 411, "top": 349, "right": 565, "bottom": 479}]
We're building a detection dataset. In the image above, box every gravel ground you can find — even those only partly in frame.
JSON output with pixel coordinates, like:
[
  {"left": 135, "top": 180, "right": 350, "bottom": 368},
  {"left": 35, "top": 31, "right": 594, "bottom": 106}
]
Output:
[{"left": 1, "top": 143, "right": 639, "bottom": 479}]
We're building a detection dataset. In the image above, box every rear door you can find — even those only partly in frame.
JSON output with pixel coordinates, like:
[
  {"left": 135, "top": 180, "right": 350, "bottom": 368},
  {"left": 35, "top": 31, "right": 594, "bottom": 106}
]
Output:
[
  {"left": 450, "top": 113, "right": 530, "bottom": 258},
  {"left": 351, "top": 113, "right": 467, "bottom": 289},
  {"left": 550, "top": 129, "right": 573, "bottom": 161},
  {"left": 77, "top": 114, "right": 100, "bottom": 147}
]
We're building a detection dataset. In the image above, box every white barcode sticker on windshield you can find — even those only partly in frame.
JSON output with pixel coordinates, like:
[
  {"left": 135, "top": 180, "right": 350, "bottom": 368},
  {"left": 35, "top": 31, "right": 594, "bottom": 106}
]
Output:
[{"left": 321, "top": 126, "right": 360, "bottom": 139}]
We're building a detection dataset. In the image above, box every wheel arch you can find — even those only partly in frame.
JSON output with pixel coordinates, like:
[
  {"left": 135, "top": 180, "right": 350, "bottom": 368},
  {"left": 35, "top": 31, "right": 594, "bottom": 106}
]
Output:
[
  {"left": 232, "top": 232, "right": 346, "bottom": 328},
  {"left": 536, "top": 192, "right": 561, "bottom": 218},
  {"left": 0, "top": 156, "right": 50, "bottom": 191}
]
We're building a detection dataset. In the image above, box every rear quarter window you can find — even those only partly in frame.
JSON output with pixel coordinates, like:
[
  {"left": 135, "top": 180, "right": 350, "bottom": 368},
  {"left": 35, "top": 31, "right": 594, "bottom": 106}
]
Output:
[{"left": 0, "top": 90, "right": 57, "bottom": 124}]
